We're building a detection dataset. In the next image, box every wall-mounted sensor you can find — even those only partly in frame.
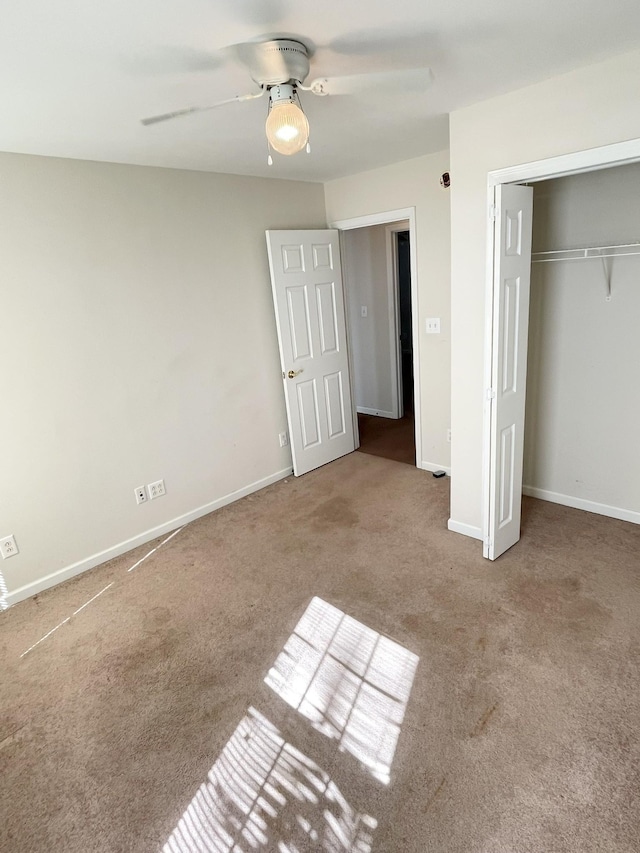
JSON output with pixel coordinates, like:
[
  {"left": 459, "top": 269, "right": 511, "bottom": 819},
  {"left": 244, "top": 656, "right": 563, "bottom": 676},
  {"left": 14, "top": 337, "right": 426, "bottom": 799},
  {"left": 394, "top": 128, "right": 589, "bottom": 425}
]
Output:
[{"left": 440, "top": 172, "right": 450, "bottom": 189}]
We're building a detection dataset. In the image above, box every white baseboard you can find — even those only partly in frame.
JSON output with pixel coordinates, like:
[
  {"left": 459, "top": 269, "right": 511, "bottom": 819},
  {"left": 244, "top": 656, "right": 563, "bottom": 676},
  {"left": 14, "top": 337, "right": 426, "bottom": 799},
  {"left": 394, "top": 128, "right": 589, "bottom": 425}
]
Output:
[
  {"left": 523, "top": 485, "right": 640, "bottom": 526},
  {"left": 419, "top": 461, "right": 451, "bottom": 476},
  {"left": 447, "top": 519, "right": 483, "bottom": 540},
  {"left": 356, "top": 407, "right": 398, "bottom": 419},
  {"left": 4, "top": 467, "right": 293, "bottom": 609}
]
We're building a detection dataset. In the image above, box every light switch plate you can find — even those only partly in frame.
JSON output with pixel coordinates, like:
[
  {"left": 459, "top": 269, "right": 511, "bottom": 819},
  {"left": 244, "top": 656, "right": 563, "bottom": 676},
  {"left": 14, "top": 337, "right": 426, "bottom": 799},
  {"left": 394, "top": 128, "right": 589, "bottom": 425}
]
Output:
[{"left": 426, "top": 317, "right": 441, "bottom": 334}]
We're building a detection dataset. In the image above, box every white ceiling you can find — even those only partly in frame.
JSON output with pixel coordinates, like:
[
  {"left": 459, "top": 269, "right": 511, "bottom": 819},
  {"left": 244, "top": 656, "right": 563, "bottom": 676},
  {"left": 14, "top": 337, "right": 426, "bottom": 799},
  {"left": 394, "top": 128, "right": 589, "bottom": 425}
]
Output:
[{"left": 3, "top": 0, "right": 640, "bottom": 182}]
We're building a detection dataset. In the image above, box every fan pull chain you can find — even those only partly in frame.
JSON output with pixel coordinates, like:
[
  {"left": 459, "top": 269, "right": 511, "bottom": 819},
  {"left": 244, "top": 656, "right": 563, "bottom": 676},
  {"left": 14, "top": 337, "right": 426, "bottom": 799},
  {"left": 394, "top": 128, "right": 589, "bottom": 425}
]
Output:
[{"left": 266, "top": 97, "right": 274, "bottom": 165}]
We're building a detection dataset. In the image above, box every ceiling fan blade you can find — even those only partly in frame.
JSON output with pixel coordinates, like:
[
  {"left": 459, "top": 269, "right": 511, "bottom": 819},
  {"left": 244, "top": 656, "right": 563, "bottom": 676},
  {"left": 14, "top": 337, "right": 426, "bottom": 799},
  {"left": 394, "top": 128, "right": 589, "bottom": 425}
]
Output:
[
  {"left": 141, "top": 91, "right": 265, "bottom": 126},
  {"left": 125, "top": 46, "right": 224, "bottom": 76},
  {"left": 231, "top": 0, "right": 289, "bottom": 28},
  {"left": 141, "top": 107, "right": 202, "bottom": 126},
  {"left": 328, "top": 27, "right": 435, "bottom": 60},
  {"left": 309, "top": 67, "right": 433, "bottom": 97}
]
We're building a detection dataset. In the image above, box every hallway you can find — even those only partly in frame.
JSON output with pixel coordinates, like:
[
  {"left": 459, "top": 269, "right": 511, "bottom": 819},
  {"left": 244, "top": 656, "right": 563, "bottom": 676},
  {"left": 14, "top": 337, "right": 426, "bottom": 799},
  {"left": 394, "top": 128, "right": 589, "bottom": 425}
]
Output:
[{"left": 356, "top": 413, "right": 415, "bottom": 466}]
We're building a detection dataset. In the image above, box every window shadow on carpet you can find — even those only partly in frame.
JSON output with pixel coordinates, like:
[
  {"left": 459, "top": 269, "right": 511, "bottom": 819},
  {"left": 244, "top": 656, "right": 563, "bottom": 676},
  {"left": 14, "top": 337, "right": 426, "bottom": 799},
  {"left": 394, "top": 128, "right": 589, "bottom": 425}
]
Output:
[{"left": 164, "top": 597, "right": 419, "bottom": 852}]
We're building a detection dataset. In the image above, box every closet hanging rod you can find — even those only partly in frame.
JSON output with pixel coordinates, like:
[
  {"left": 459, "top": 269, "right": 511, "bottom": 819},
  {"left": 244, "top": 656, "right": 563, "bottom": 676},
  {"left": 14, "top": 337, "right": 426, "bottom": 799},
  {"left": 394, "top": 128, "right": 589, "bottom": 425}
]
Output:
[{"left": 532, "top": 242, "right": 640, "bottom": 263}]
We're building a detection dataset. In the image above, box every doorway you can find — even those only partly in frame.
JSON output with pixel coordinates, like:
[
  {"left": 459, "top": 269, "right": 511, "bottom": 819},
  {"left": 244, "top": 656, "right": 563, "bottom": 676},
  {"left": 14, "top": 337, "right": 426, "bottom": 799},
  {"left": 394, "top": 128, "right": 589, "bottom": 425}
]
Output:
[
  {"left": 483, "top": 139, "right": 640, "bottom": 559},
  {"left": 335, "top": 212, "right": 418, "bottom": 467},
  {"left": 524, "top": 166, "right": 640, "bottom": 527},
  {"left": 397, "top": 230, "right": 414, "bottom": 416},
  {"left": 357, "top": 228, "right": 414, "bottom": 465}
]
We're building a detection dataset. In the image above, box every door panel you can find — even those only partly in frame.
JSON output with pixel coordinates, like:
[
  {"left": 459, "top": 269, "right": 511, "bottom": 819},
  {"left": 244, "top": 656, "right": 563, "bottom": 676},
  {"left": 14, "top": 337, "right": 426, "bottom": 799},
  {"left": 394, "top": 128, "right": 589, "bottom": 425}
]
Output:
[
  {"left": 286, "top": 286, "right": 313, "bottom": 361},
  {"left": 486, "top": 184, "right": 533, "bottom": 559},
  {"left": 316, "top": 282, "right": 339, "bottom": 354},
  {"left": 312, "top": 242, "right": 333, "bottom": 270},
  {"left": 297, "top": 379, "right": 321, "bottom": 448},
  {"left": 324, "top": 372, "right": 346, "bottom": 438},
  {"left": 282, "top": 244, "right": 305, "bottom": 273},
  {"left": 267, "top": 230, "right": 355, "bottom": 476}
]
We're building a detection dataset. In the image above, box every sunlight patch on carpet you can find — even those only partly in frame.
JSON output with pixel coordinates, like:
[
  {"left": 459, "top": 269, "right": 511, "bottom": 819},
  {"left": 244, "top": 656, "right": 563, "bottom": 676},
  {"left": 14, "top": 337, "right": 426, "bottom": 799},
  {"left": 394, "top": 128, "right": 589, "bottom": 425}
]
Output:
[
  {"left": 265, "top": 597, "right": 419, "bottom": 785},
  {"left": 163, "top": 707, "right": 376, "bottom": 853},
  {"left": 0, "top": 568, "right": 9, "bottom": 611}
]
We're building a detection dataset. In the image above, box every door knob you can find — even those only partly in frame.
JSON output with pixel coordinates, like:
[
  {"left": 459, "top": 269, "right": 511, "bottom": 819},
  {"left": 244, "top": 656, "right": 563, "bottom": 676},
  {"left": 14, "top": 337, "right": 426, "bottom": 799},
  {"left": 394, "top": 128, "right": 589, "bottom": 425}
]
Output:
[{"left": 287, "top": 369, "right": 303, "bottom": 379}]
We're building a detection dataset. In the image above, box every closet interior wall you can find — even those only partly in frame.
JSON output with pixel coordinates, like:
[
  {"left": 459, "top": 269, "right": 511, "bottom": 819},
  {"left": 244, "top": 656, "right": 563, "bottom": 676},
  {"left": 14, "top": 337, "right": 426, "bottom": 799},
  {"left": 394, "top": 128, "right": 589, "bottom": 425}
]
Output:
[{"left": 524, "top": 162, "right": 640, "bottom": 522}]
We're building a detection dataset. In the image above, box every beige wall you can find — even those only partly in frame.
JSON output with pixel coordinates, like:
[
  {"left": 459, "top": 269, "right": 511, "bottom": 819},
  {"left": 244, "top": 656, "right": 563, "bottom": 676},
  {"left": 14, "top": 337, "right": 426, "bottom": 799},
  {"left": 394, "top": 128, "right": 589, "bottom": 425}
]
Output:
[
  {"left": 0, "top": 153, "right": 325, "bottom": 605},
  {"left": 449, "top": 47, "right": 640, "bottom": 535},
  {"left": 325, "top": 151, "right": 452, "bottom": 471},
  {"left": 524, "top": 164, "right": 640, "bottom": 517}
]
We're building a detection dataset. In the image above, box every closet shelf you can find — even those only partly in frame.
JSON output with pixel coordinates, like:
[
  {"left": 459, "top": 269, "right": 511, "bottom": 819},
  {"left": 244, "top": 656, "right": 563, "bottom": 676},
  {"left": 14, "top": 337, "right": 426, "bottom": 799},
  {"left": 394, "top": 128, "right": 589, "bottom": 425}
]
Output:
[
  {"left": 531, "top": 242, "right": 640, "bottom": 263},
  {"left": 531, "top": 242, "right": 640, "bottom": 302}
]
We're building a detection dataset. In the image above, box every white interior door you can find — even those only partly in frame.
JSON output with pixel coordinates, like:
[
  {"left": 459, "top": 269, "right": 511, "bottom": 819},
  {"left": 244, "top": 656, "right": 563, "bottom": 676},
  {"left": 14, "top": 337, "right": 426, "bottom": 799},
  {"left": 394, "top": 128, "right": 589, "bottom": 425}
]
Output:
[
  {"left": 266, "top": 229, "right": 355, "bottom": 476},
  {"left": 485, "top": 184, "right": 534, "bottom": 559}
]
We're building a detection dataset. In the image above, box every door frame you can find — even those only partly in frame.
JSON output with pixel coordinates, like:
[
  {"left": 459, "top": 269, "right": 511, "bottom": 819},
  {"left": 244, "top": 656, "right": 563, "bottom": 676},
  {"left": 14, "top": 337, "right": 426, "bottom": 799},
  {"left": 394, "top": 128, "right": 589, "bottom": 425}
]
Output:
[
  {"left": 385, "top": 221, "right": 411, "bottom": 420},
  {"left": 329, "top": 207, "right": 422, "bottom": 469},
  {"left": 482, "top": 137, "right": 640, "bottom": 556}
]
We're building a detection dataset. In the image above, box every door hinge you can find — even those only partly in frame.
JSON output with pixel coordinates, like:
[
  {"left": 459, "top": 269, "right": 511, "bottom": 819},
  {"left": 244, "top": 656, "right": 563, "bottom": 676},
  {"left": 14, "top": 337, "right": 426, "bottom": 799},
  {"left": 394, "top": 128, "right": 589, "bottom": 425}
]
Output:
[
  {"left": 489, "top": 204, "right": 498, "bottom": 221},
  {"left": 282, "top": 371, "right": 286, "bottom": 379},
  {"left": 486, "top": 388, "right": 496, "bottom": 401}
]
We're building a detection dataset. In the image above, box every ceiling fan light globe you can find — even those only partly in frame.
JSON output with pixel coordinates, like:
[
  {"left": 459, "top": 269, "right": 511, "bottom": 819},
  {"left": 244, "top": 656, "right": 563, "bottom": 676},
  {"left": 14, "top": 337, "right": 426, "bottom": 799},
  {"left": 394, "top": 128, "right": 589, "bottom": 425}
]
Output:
[
  {"left": 266, "top": 101, "right": 309, "bottom": 156},
  {"left": 276, "top": 125, "right": 299, "bottom": 142}
]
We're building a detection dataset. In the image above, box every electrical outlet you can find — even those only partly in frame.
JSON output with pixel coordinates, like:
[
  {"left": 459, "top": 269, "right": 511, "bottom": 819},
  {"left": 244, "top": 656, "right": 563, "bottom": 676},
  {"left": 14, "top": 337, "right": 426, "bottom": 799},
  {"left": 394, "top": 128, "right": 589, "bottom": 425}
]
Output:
[
  {"left": 447, "top": 429, "right": 452, "bottom": 443},
  {"left": 0, "top": 535, "right": 19, "bottom": 559},
  {"left": 279, "top": 431, "right": 289, "bottom": 447},
  {"left": 148, "top": 479, "right": 166, "bottom": 500},
  {"left": 134, "top": 486, "right": 147, "bottom": 505}
]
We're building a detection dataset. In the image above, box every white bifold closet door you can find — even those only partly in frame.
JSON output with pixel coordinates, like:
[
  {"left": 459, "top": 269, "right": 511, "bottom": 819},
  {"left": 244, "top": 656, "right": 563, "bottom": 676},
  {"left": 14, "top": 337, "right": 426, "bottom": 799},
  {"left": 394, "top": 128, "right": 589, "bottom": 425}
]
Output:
[{"left": 485, "top": 184, "right": 534, "bottom": 559}]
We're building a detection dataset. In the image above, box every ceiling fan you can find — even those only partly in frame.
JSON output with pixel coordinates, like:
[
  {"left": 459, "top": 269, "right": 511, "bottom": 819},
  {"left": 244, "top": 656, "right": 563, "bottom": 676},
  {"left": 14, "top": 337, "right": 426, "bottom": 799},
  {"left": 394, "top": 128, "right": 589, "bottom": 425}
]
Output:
[{"left": 141, "top": 37, "right": 433, "bottom": 163}]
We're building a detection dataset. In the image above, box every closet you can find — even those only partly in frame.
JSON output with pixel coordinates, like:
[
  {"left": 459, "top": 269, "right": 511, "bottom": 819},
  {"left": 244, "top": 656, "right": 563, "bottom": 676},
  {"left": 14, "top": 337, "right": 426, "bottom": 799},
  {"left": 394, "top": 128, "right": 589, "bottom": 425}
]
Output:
[{"left": 522, "top": 162, "right": 640, "bottom": 525}]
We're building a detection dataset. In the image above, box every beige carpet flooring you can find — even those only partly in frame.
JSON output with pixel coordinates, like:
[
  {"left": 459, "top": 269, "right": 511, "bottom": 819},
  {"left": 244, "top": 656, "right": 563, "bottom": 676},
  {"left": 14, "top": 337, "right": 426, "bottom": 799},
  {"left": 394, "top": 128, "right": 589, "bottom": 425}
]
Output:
[{"left": 2, "top": 452, "right": 640, "bottom": 852}]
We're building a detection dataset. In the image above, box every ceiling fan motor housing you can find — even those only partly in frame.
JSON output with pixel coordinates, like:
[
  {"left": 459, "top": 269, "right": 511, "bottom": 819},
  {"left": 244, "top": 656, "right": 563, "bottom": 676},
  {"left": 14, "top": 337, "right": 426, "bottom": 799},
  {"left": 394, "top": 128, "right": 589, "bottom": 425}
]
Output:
[
  {"left": 269, "top": 83, "right": 297, "bottom": 105},
  {"left": 248, "top": 39, "right": 310, "bottom": 87}
]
